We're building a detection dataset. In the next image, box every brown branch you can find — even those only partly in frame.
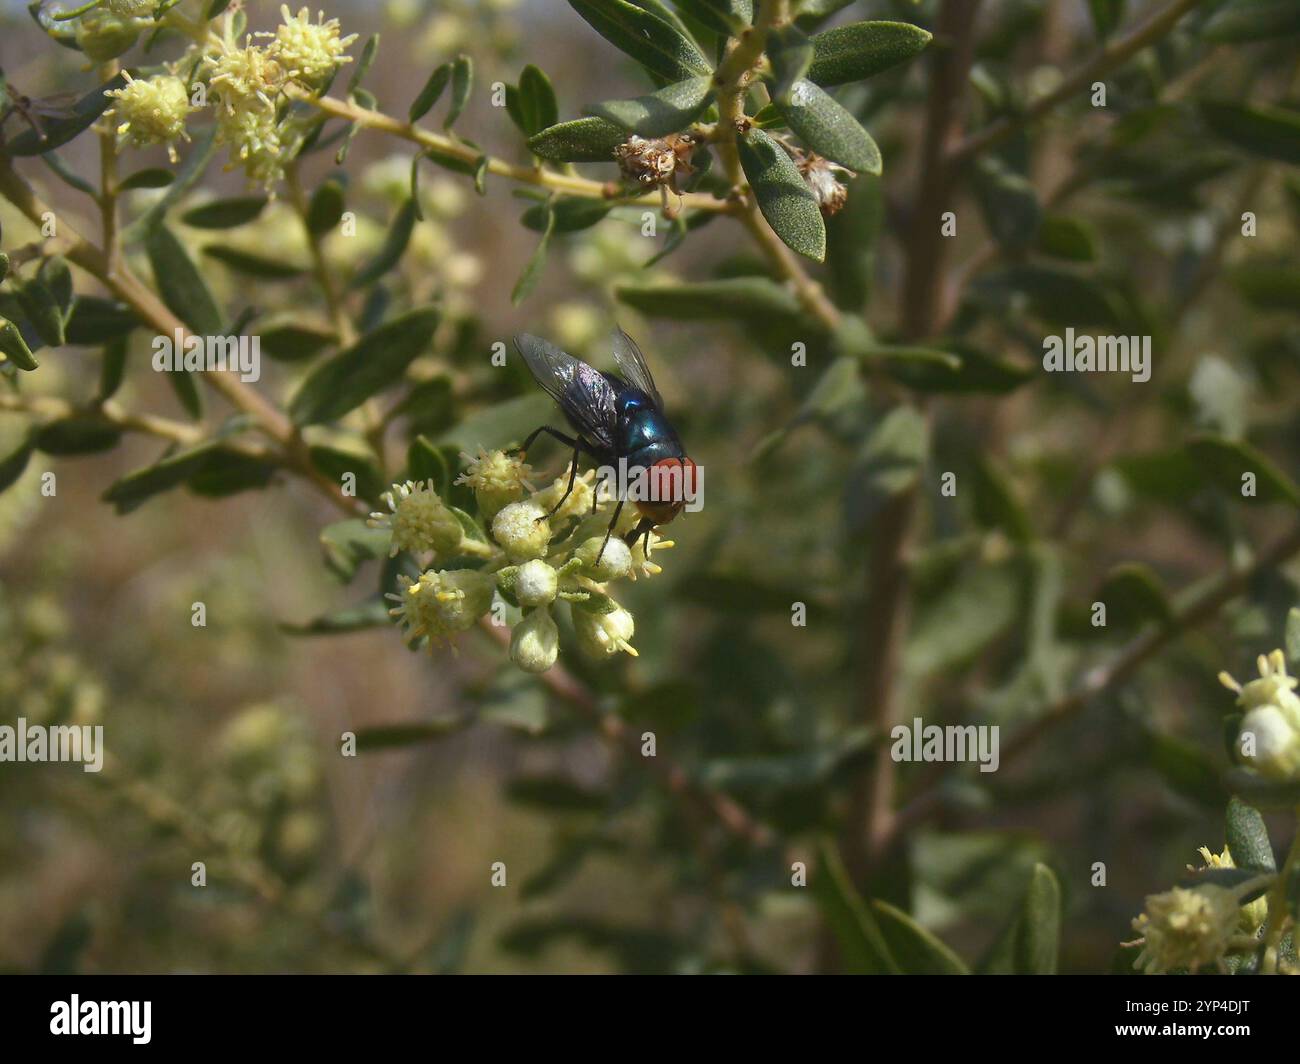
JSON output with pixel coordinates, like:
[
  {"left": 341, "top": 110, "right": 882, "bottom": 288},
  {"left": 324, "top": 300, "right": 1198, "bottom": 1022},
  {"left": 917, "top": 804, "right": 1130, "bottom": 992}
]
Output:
[
  {"left": 949, "top": 0, "right": 1207, "bottom": 165},
  {"left": 841, "top": 0, "right": 983, "bottom": 892},
  {"left": 888, "top": 520, "right": 1300, "bottom": 844}
]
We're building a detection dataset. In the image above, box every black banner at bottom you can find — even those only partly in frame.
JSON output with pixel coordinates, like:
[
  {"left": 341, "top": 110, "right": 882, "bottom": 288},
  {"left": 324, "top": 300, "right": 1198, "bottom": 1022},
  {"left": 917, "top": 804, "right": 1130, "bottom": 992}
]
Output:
[{"left": 0, "top": 973, "right": 1291, "bottom": 1050}]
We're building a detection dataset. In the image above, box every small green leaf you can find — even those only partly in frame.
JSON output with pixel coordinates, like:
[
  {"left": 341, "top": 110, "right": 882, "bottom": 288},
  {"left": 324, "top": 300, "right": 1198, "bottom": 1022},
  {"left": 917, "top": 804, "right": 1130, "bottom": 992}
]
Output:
[
  {"left": 281, "top": 598, "right": 391, "bottom": 636},
  {"left": 972, "top": 154, "right": 1040, "bottom": 248},
  {"left": 1226, "top": 796, "right": 1276, "bottom": 873},
  {"left": 13, "top": 267, "right": 69, "bottom": 347},
  {"left": 586, "top": 75, "right": 712, "bottom": 138},
  {"left": 1231, "top": 262, "right": 1300, "bottom": 312},
  {"left": 259, "top": 322, "right": 335, "bottom": 362},
  {"left": 1200, "top": 100, "right": 1300, "bottom": 165},
  {"left": 1017, "top": 864, "right": 1061, "bottom": 975},
  {"left": 64, "top": 297, "right": 139, "bottom": 345},
  {"left": 811, "top": 839, "right": 901, "bottom": 974},
  {"left": 0, "top": 318, "right": 40, "bottom": 371},
  {"left": 512, "top": 201, "right": 555, "bottom": 305},
  {"left": 806, "top": 20, "right": 932, "bottom": 88},
  {"left": 350, "top": 198, "right": 418, "bottom": 288},
  {"left": 117, "top": 168, "right": 175, "bottom": 191},
  {"left": 872, "top": 900, "right": 970, "bottom": 975},
  {"left": 767, "top": 25, "right": 814, "bottom": 103},
  {"left": 616, "top": 276, "right": 805, "bottom": 323},
  {"left": 568, "top": 0, "right": 711, "bottom": 83},
  {"left": 290, "top": 306, "right": 439, "bottom": 426},
  {"left": 6, "top": 72, "right": 128, "bottom": 156},
  {"left": 507, "top": 64, "right": 559, "bottom": 138},
  {"left": 99, "top": 335, "right": 129, "bottom": 399},
  {"left": 1188, "top": 434, "right": 1300, "bottom": 507},
  {"left": 1097, "top": 562, "right": 1174, "bottom": 630},
  {"left": 1204, "top": 0, "right": 1300, "bottom": 43},
  {"left": 102, "top": 443, "right": 261, "bottom": 514},
  {"left": 445, "top": 54, "right": 473, "bottom": 130},
  {"left": 32, "top": 418, "right": 122, "bottom": 456},
  {"left": 181, "top": 195, "right": 268, "bottom": 229},
  {"left": 1036, "top": 214, "right": 1097, "bottom": 261},
  {"left": 521, "top": 197, "right": 611, "bottom": 233},
  {"left": 309, "top": 443, "right": 385, "bottom": 504},
  {"left": 144, "top": 222, "right": 223, "bottom": 335},
  {"left": 1087, "top": 0, "right": 1125, "bottom": 39},
  {"left": 409, "top": 62, "right": 450, "bottom": 122},
  {"left": 774, "top": 78, "right": 881, "bottom": 174},
  {"left": 971, "top": 455, "right": 1033, "bottom": 543},
  {"left": 355, "top": 719, "right": 469, "bottom": 751},
  {"left": 671, "top": 0, "right": 751, "bottom": 36},
  {"left": 1224, "top": 770, "right": 1300, "bottom": 809},
  {"left": 307, "top": 177, "right": 346, "bottom": 235},
  {"left": 0, "top": 441, "right": 34, "bottom": 493},
  {"left": 202, "top": 246, "right": 306, "bottom": 279},
  {"left": 528, "top": 116, "right": 627, "bottom": 162},
  {"left": 738, "top": 126, "right": 826, "bottom": 261},
  {"left": 319, "top": 518, "right": 392, "bottom": 582}
]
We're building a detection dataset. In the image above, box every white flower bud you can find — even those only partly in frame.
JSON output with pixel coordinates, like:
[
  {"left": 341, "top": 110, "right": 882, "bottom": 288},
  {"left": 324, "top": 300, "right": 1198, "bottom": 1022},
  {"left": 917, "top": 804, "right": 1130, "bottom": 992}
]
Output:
[
  {"left": 492, "top": 500, "right": 551, "bottom": 560},
  {"left": 573, "top": 604, "right": 636, "bottom": 660},
  {"left": 574, "top": 536, "right": 632, "bottom": 581},
  {"left": 510, "top": 607, "right": 559, "bottom": 673},
  {"left": 514, "top": 559, "right": 558, "bottom": 606}
]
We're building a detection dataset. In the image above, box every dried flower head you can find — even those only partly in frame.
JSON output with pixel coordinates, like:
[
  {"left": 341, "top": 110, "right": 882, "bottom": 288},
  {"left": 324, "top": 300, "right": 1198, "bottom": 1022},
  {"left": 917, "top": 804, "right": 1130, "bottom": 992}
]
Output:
[
  {"left": 614, "top": 133, "right": 695, "bottom": 192},
  {"left": 799, "top": 152, "right": 851, "bottom": 217}
]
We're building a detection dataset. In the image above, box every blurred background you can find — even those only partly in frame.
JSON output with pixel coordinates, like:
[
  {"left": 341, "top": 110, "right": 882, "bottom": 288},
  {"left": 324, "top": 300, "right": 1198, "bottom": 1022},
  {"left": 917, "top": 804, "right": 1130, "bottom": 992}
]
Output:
[{"left": 2, "top": 0, "right": 1299, "bottom": 973}]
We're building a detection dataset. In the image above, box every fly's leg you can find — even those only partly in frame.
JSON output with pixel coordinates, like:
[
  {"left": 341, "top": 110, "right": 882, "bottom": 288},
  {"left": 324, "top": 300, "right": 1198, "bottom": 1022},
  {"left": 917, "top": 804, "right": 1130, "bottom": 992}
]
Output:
[
  {"left": 597, "top": 499, "right": 625, "bottom": 565},
  {"left": 516, "top": 426, "right": 594, "bottom": 523},
  {"left": 624, "top": 517, "right": 655, "bottom": 558}
]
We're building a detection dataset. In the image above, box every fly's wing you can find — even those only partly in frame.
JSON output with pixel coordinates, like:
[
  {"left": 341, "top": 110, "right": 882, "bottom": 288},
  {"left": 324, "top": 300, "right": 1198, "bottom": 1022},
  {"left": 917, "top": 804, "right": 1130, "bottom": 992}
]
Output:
[
  {"left": 610, "top": 327, "right": 665, "bottom": 410},
  {"left": 514, "top": 333, "right": 618, "bottom": 449}
]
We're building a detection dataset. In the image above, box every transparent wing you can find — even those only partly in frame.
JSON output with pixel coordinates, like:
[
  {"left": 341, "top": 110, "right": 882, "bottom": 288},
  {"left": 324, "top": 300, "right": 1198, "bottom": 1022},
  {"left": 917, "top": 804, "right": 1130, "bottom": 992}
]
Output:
[
  {"left": 609, "top": 327, "right": 664, "bottom": 410},
  {"left": 514, "top": 333, "right": 618, "bottom": 449}
]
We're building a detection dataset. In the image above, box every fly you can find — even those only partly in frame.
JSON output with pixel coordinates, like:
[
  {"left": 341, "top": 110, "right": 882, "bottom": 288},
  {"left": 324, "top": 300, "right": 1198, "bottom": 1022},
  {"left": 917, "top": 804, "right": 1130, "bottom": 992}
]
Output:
[{"left": 514, "top": 328, "right": 696, "bottom": 562}]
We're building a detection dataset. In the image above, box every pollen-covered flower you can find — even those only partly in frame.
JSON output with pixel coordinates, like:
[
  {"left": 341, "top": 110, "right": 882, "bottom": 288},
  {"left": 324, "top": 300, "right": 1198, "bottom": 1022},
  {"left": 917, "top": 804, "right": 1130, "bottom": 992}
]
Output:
[
  {"left": 105, "top": 73, "right": 193, "bottom": 158},
  {"left": 368, "top": 480, "right": 464, "bottom": 557},
  {"left": 573, "top": 603, "right": 637, "bottom": 660},
  {"left": 574, "top": 536, "right": 631, "bottom": 582},
  {"left": 388, "top": 568, "right": 494, "bottom": 647},
  {"left": 513, "top": 559, "right": 558, "bottom": 607},
  {"left": 614, "top": 133, "right": 695, "bottom": 191},
  {"left": 491, "top": 500, "right": 551, "bottom": 561},
  {"left": 266, "top": 5, "right": 358, "bottom": 86},
  {"left": 1129, "top": 885, "right": 1245, "bottom": 975},
  {"left": 798, "top": 153, "right": 851, "bottom": 217},
  {"left": 1220, "top": 650, "right": 1300, "bottom": 779},
  {"left": 456, "top": 448, "right": 534, "bottom": 521},
  {"left": 510, "top": 607, "right": 559, "bottom": 673},
  {"left": 1194, "top": 846, "right": 1268, "bottom": 932},
  {"left": 534, "top": 465, "right": 600, "bottom": 522},
  {"left": 207, "top": 43, "right": 284, "bottom": 111}
]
